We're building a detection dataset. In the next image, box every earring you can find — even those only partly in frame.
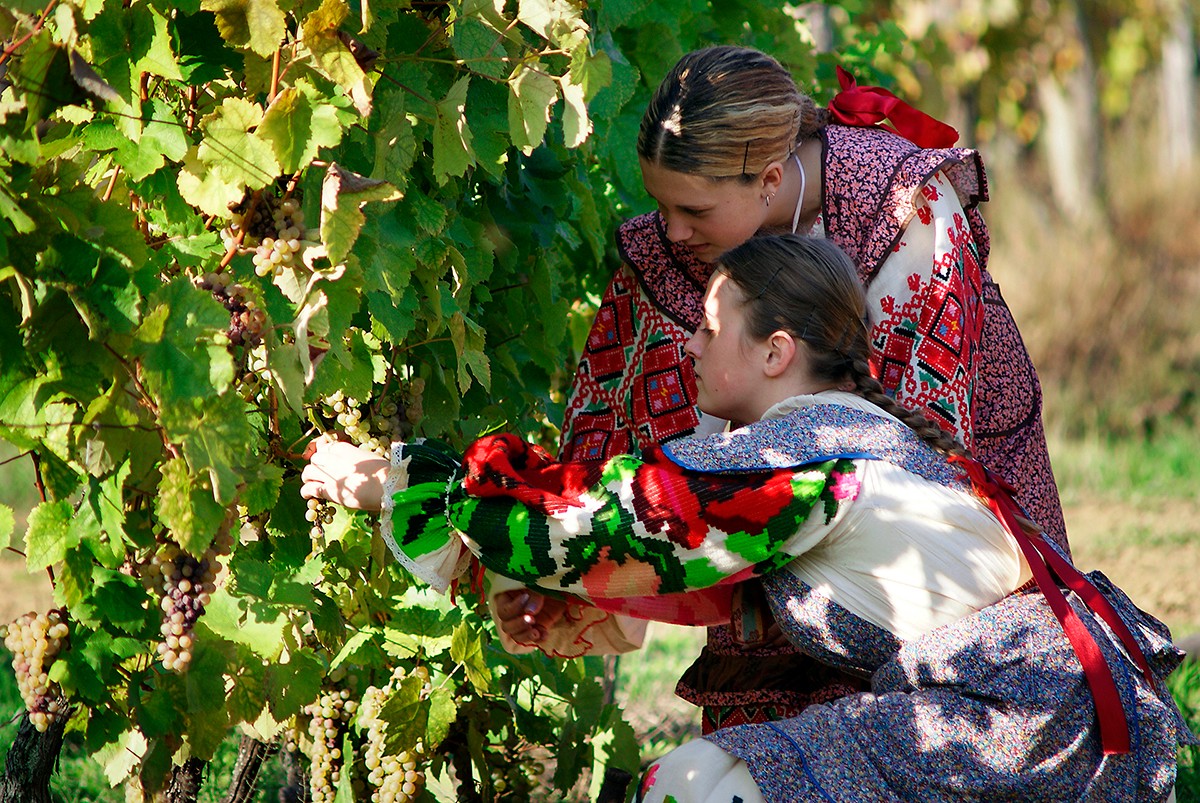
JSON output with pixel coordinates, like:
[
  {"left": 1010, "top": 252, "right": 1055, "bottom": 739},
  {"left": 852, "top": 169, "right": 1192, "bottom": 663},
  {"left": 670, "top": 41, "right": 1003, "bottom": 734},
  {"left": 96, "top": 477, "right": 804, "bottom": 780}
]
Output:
[{"left": 765, "top": 193, "right": 774, "bottom": 207}]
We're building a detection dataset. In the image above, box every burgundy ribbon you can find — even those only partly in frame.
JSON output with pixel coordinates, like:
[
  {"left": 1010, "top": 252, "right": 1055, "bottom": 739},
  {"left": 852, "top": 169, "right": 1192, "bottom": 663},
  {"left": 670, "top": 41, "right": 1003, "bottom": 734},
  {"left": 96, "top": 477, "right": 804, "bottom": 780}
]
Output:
[
  {"left": 827, "top": 65, "right": 960, "bottom": 149},
  {"left": 950, "top": 455, "right": 1156, "bottom": 756}
]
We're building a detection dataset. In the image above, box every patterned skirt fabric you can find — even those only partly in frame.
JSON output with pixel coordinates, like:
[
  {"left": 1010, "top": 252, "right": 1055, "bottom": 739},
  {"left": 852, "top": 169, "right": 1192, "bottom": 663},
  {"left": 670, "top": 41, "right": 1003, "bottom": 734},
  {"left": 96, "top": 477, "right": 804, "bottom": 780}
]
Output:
[{"left": 643, "top": 577, "right": 1190, "bottom": 802}]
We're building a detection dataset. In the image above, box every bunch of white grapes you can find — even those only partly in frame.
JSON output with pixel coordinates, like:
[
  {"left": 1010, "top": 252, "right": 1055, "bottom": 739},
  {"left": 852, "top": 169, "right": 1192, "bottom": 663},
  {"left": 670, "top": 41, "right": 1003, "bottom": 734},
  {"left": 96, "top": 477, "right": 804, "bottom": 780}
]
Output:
[
  {"left": 149, "top": 527, "right": 232, "bottom": 673},
  {"left": 306, "top": 496, "right": 336, "bottom": 540},
  {"left": 304, "top": 688, "right": 358, "bottom": 803},
  {"left": 359, "top": 666, "right": 432, "bottom": 802},
  {"left": 317, "top": 380, "right": 425, "bottom": 457},
  {"left": 251, "top": 199, "right": 317, "bottom": 278},
  {"left": 2, "top": 610, "right": 70, "bottom": 732}
]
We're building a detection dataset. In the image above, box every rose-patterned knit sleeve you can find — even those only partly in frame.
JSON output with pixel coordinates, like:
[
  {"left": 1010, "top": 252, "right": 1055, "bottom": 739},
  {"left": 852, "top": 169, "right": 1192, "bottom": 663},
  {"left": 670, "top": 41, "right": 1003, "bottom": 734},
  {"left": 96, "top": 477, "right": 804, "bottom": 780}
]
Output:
[
  {"left": 380, "top": 434, "right": 859, "bottom": 625},
  {"left": 863, "top": 171, "right": 985, "bottom": 449}
]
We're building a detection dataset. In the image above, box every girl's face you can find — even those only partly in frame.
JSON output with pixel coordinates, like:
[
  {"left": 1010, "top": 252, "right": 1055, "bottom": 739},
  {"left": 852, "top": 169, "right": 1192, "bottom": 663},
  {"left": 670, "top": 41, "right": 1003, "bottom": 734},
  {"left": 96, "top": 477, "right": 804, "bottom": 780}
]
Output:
[
  {"left": 683, "top": 272, "right": 768, "bottom": 423},
  {"left": 640, "top": 159, "right": 768, "bottom": 264}
]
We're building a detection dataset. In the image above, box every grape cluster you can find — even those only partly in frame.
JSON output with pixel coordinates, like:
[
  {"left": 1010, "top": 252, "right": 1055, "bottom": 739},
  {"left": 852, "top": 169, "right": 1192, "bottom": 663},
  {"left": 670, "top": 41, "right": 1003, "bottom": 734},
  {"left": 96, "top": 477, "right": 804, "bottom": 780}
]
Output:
[
  {"left": 2, "top": 610, "right": 70, "bottom": 732},
  {"left": 252, "top": 198, "right": 309, "bottom": 278},
  {"left": 304, "top": 688, "right": 358, "bottom": 803},
  {"left": 196, "top": 271, "right": 267, "bottom": 350},
  {"left": 306, "top": 496, "right": 336, "bottom": 540},
  {"left": 359, "top": 666, "right": 432, "bottom": 803},
  {"left": 150, "top": 528, "right": 233, "bottom": 673},
  {"left": 317, "top": 380, "right": 424, "bottom": 457}
]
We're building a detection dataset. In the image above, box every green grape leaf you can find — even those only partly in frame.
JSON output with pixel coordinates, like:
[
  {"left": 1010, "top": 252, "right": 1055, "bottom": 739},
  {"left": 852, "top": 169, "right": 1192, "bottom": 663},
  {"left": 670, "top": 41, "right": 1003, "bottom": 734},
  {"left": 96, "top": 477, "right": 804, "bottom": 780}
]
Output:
[
  {"left": 379, "top": 605, "right": 460, "bottom": 658},
  {"left": 177, "top": 145, "right": 249, "bottom": 217},
  {"left": 173, "top": 9, "right": 242, "bottom": 84},
  {"left": 425, "top": 686, "right": 457, "bottom": 749},
  {"left": 132, "top": 4, "right": 183, "bottom": 80},
  {"left": 199, "top": 97, "right": 280, "bottom": 191},
  {"left": 433, "top": 76, "right": 475, "bottom": 180},
  {"left": 552, "top": 718, "right": 587, "bottom": 792},
  {"left": 79, "top": 565, "right": 151, "bottom": 633},
  {"left": 239, "top": 463, "right": 285, "bottom": 517},
  {"left": 587, "top": 41, "right": 638, "bottom": 120},
  {"left": 597, "top": 0, "right": 651, "bottom": 29},
  {"left": 450, "top": 621, "right": 492, "bottom": 693},
  {"left": 133, "top": 279, "right": 235, "bottom": 420},
  {"left": 508, "top": 65, "right": 558, "bottom": 151},
  {"left": 258, "top": 86, "right": 344, "bottom": 174},
  {"left": 201, "top": 0, "right": 288, "bottom": 58},
  {"left": 517, "top": 0, "right": 585, "bottom": 42},
  {"left": 25, "top": 499, "right": 76, "bottom": 571},
  {"left": 559, "top": 75, "right": 590, "bottom": 148},
  {"left": 569, "top": 44, "right": 612, "bottom": 103},
  {"left": 300, "top": 0, "right": 373, "bottom": 116},
  {"left": 159, "top": 393, "right": 254, "bottom": 507},
  {"left": 379, "top": 676, "right": 427, "bottom": 754},
  {"left": 264, "top": 650, "right": 325, "bottom": 721},
  {"left": 452, "top": 17, "right": 509, "bottom": 80},
  {"left": 320, "top": 163, "right": 402, "bottom": 266},
  {"left": 225, "top": 657, "right": 267, "bottom": 726},
  {"left": 371, "top": 93, "right": 416, "bottom": 189},
  {"left": 155, "top": 456, "right": 227, "bottom": 556},
  {"left": 78, "top": 464, "right": 133, "bottom": 569},
  {"left": 199, "top": 589, "right": 289, "bottom": 661}
]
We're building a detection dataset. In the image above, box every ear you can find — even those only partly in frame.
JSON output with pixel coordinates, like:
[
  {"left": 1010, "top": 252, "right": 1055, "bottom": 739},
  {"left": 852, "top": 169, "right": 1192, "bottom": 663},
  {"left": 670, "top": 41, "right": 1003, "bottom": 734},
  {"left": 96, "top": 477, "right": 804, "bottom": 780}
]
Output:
[
  {"left": 760, "top": 160, "right": 786, "bottom": 199},
  {"left": 762, "top": 330, "right": 797, "bottom": 378}
]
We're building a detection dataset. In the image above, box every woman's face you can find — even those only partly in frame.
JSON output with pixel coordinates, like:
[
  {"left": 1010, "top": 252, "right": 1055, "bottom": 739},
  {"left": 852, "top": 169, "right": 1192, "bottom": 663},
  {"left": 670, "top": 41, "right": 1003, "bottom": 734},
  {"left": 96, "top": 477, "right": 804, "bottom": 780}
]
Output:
[
  {"left": 640, "top": 159, "right": 767, "bottom": 264},
  {"left": 683, "top": 272, "right": 767, "bottom": 423}
]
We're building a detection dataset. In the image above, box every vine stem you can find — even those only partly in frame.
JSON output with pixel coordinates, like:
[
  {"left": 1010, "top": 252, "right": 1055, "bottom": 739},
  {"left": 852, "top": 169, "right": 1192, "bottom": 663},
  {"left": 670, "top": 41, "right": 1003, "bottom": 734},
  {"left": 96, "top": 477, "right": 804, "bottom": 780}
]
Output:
[
  {"left": 0, "top": 0, "right": 57, "bottom": 68},
  {"left": 101, "top": 166, "right": 121, "bottom": 202},
  {"left": 268, "top": 46, "right": 281, "bottom": 103},
  {"left": 218, "top": 190, "right": 262, "bottom": 271}
]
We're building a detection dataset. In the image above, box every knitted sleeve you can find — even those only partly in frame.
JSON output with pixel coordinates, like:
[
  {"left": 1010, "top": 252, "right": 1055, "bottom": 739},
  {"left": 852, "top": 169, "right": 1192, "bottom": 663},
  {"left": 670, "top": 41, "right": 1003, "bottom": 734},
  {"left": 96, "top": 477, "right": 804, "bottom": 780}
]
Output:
[{"left": 380, "top": 434, "right": 859, "bottom": 624}]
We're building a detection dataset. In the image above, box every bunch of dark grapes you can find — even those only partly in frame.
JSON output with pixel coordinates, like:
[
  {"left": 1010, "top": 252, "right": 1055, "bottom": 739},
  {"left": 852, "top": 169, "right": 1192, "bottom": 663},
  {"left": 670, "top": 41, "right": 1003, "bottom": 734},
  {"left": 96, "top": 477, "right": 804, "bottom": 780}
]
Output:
[
  {"left": 196, "top": 271, "right": 267, "bottom": 350},
  {"left": 2, "top": 610, "right": 70, "bottom": 732},
  {"left": 150, "top": 527, "right": 233, "bottom": 673},
  {"left": 304, "top": 688, "right": 358, "bottom": 803},
  {"left": 359, "top": 666, "right": 432, "bottom": 802}
]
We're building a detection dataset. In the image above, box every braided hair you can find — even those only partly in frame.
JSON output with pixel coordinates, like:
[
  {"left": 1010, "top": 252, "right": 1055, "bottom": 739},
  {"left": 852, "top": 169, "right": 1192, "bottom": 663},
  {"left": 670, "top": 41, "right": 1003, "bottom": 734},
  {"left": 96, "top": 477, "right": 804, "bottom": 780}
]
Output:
[{"left": 716, "top": 234, "right": 970, "bottom": 459}]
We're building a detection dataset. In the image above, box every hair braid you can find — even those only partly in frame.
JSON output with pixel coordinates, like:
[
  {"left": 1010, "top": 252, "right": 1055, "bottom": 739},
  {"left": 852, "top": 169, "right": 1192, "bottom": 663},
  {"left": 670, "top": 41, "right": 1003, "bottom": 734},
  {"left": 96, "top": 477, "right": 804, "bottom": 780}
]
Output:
[{"left": 848, "top": 358, "right": 970, "bottom": 459}]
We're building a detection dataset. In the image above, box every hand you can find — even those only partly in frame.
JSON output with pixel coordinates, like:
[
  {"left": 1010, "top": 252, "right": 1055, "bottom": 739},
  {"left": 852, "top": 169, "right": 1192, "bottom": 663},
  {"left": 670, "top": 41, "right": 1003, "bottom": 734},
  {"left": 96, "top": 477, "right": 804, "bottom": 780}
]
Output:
[
  {"left": 301, "top": 438, "right": 391, "bottom": 510},
  {"left": 494, "top": 589, "right": 568, "bottom": 643}
]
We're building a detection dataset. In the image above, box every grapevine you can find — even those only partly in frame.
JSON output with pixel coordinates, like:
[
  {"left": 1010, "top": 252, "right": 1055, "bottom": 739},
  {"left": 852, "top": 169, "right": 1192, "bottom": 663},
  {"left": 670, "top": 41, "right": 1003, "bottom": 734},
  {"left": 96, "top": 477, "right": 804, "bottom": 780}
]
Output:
[{"left": 2, "top": 610, "right": 70, "bottom": 732}]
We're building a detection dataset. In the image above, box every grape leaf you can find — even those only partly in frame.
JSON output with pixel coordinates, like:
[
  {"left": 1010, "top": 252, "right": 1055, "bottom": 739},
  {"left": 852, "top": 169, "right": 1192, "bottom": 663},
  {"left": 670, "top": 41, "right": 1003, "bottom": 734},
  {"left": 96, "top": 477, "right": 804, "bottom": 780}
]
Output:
[
  {"left": 201, "top": 0, "right": 288, "bottom": 58},
  {"left": 320, "top": 163, "right": 402, "bottom": 266},
  {"left": 259, "top": 86, "right": 344, "bottom": 174},
  {"left": 559, "top": 75, "right": 590, "bottom": 148},
  {"left": 450, "top": 621, "right": 492, "bottom": 693},
  {"left": 25, "top": 499, "right": 76, "bottom": 571},
  {"left": 155, "top": 456, "right": 227, "bottom": 556},
  {"left": 508, "top": 65, "right": 557, "bottom": 151},
  {"left": 433, "top": 76, "right": 475, "bottom": 180}
]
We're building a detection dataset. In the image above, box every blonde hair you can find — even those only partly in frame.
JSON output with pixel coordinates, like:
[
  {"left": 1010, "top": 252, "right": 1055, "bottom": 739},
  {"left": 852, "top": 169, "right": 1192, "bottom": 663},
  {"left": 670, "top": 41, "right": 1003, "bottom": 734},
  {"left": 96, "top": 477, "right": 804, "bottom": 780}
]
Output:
[
  {"left": 638, "top": 46, "right": 829, "bottom": 182},
  {"left": 717, "top": 235, "right": 969, "bottom": 459}
]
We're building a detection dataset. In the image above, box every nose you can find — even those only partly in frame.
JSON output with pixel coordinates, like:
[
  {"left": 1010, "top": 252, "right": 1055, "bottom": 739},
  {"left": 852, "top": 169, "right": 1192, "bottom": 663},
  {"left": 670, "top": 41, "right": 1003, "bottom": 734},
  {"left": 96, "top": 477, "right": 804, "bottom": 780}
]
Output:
[
  {"left": 662, "top": 212, "right": 692, "bottom": 243},
  {"left": 683, "top": 331, "right": 701, "bottom": 360}
]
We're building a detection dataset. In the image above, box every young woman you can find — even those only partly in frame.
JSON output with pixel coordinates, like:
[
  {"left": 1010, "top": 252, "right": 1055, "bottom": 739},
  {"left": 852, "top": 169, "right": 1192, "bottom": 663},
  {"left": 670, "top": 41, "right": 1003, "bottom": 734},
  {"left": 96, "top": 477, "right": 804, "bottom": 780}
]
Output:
[
  {"left": 510, "top": 45, "right": 1069, "bottom": 731},
  {"left": 303, "top": 235, "right": 1190, "bottom": 802}
]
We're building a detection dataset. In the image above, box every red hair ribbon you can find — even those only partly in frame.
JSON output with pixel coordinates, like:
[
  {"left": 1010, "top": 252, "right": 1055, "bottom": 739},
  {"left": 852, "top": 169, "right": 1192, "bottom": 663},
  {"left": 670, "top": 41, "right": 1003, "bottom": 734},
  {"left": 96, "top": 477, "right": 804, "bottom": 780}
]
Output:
[
  {"left": 827, "top": 65, "right": 960, "bottom": 149},
  {"left": 950, "top": 455, "right": 1157, "bottom": 755}
]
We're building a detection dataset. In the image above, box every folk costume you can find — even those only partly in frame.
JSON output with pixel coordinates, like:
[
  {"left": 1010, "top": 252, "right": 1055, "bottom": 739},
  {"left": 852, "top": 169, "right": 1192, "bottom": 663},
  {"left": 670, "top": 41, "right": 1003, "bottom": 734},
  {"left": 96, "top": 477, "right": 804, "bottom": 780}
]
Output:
[
  {"left": 378, "top": 392, "right": 1190, "bottom": 803},
  {"left": 556, "top": 119, "right": 1069, "bottom": 730}
]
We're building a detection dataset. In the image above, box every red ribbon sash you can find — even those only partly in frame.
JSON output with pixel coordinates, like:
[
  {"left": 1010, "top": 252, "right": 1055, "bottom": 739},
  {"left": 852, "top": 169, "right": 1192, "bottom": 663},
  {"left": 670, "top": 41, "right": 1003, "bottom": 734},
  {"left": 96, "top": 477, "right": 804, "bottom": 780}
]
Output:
[
  {"left": 950, "top": 455, "right": 1155, "bottom": 755},
  {"left": 828, "top": 66, "right": 960, "bottom": 149}
]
